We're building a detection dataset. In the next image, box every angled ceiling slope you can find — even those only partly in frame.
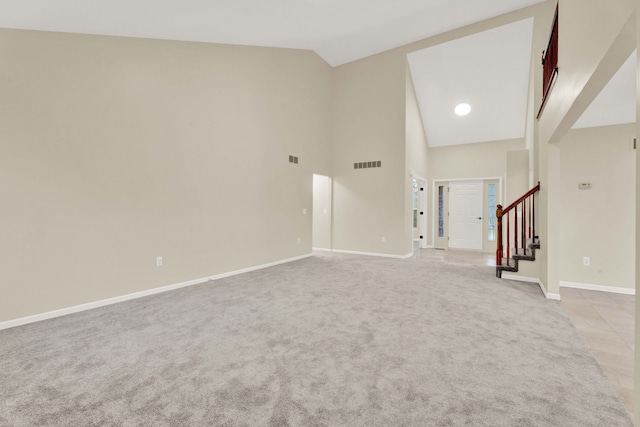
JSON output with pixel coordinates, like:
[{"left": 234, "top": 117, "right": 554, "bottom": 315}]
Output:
[
  {"left": 407, "top": 18, "right": 535, "bottom": 148},
  {"left": 572, "top": 50, "right": 637, "bottom": 130},
  {"left": 1, "top": 0, "right": 545, "bottom": 66}
]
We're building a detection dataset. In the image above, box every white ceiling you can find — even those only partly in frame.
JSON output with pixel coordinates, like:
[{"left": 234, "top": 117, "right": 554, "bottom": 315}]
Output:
[
  {"left": 1, "top": 0, "right": 545, "bottom": 67},
  {"left": 572, "top": 50, "right": 637, "bottom": 130},
  {"left": 407, "top": 19, "right": 535, "bottom": 147},
  {"left": 1, "top": 0, "right": 631, "bottom": 146}
]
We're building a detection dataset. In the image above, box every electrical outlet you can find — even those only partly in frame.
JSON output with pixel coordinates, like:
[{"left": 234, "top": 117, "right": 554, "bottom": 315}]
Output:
[
  {"left": 302, "top": 208, "right": 307, "bottom": 215},
  {"left": 297, "top": 237, "right": 301, "bottom": 244},
  {"left": 381, "top": 237, "right": 386, "bottom": 243},
  {"left": 156, "top": 256, "right": 163, "bottom": 267},
  {"left": 583, "top": 257, "right": 590, "bottom": 266}
]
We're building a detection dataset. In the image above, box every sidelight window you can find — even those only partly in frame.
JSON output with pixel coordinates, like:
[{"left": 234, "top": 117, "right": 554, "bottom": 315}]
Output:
[{"left": 487, "top": 184, "right": 496, "bottom": 241}]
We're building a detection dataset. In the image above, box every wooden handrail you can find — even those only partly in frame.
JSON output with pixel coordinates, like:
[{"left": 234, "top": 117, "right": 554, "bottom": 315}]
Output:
[
  {"left": 541, "top": 6, "right": 558, "bottom": 66},
  {"left": 496, "top": 182, "right": 540, "bottom": 266},
  {"left": 537, "top": 4, "right": 559, "bottom": 119},
  {"left": 500, "top": 182, "right": 540, "bottom": 215}
]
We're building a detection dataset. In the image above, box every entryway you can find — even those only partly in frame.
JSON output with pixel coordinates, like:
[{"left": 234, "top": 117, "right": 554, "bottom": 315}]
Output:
[{"left": 432, "top": 178, "right": 501, "bottom": 252}]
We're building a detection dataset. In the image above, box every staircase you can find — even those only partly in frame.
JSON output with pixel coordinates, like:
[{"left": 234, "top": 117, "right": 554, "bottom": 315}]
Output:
[{"left": 496, "top": 182, "right": 541, "bottom": 278}]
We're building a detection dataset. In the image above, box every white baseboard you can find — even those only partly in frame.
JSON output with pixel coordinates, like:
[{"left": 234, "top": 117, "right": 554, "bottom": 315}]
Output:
[
  {"left": 311, "top": 247, "right": 332, "bottom": 252},
  {"left": 560, "top": 281, "right": 635, "bottom": 295},
  {"left": 0, "top": 253, "right": 313, "bottom": 331},
  {"left": 501, "top": 274, "right": 561, "bottom": 300},
  {"left": 331, "top": 249, "right": 413, "bottom": 259}
]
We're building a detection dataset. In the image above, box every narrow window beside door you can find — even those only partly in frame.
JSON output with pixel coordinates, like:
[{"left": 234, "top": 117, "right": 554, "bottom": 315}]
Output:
[
  {"left": 487, "top": 183, "right": 496, "bottom": 241},
  {"left": 438, "top": 185, "right": 445, "bottom": 238}
]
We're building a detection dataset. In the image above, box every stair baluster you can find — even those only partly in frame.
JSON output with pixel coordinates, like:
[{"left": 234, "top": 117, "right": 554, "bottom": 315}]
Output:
[
  {"left": 520, "top": 199, "right": 527, "bottom": 255},
  {"left": 506, "top": 215, "right": 510, "bottom": 261},
  {"left": 496, "top": 182, "right": 541, "bottom": 277},
  {"left": 496, "top": 204, "right": 503, "bottom": 266},
  {"left": 514, "top": 202, "right": 518, "bottom": 251}
]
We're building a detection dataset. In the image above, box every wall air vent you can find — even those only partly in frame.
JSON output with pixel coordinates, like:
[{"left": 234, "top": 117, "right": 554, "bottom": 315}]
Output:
[
  {"left": 289, "top": 155, "right": 299, "bottom": 164},
  {"left": 354, "top": 160, "right": 382, "bottom": 169}
]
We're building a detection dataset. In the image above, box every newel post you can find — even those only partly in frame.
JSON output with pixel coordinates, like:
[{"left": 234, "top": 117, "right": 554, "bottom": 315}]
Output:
[{"left": 496, "top": 204, "right": 503, "bottom": 266}]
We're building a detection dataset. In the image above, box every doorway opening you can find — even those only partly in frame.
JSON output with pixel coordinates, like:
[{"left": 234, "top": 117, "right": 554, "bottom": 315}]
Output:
[{"left": 312, "top": 174, "right": 332, "bottom": 250}]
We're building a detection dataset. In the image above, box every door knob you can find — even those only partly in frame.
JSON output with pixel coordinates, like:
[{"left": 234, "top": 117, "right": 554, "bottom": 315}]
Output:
[{"left": 477, "top": 217, "right": 482, "bottom": 220}]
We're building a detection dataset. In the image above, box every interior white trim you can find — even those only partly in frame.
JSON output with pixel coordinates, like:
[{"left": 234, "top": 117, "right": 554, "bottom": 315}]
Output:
[
  {"left": 501, "top": 274, "right": 561, "bottom": 300},
  {"left": 560, "top": 281, "right": 635, "bottom": 295},
  {"left": 331, "top": 249, "right": 413, "bottom": 259},
  {"left": 414, "top": 175, "right": 428, "bottom": 249},
  {"left": 0, "top": 253, "right": 313, "bottom": 331},
  {"left": 311, "top": 247, "right": 332, "bottom": 252}
]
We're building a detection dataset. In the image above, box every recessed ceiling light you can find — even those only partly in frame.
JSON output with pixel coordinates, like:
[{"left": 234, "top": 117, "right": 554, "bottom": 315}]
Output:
[{"left": 455, "top": 103, "right": 471, "bottom": 116}]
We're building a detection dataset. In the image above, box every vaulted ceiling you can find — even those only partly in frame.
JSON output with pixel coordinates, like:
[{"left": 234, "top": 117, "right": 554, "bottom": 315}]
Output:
[
  {"left": 407, "top": 19, "right": 535, "bottom": 148},
  {"left": 0, "top": 0, "right": 546, "bottom": 66},
  {"left": 573, "top": 50, "right": 637, "bottom": 130},
  {"left": 1, "top": 0, "right": 634, "bottom": 146}
]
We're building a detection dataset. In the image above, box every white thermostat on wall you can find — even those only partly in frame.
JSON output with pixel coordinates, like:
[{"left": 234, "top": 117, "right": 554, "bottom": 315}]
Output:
[{"left": 578, "top": 183, "right": 591, "bottom": 190}]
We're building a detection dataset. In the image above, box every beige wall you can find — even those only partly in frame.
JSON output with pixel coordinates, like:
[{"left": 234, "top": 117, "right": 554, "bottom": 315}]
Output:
[
  {"left": 536, "top": 0, "right": 635, "bottom": 296},
  {"left": 0, "top": 29, "right": 333, "bottom": 322},
  {"left": 331, "top": 50, "right": 409, "bottom": 255},
  {"left": 558, "top": 124, "right": 636, "bottom": 290},
  {"left": 506, "top": 150, "right": 530, "bottom": 203},
  {"left": 405, "top": 67, "right": 428, "bottom": 182},
  {"left": 428, "top": 139, "right": 524, "bottom": 181}
]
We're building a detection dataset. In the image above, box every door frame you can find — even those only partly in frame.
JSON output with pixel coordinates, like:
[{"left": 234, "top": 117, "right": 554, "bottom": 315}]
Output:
[
  {"left": 431, "top": 176, "right": 503, "bottom": 250},
  {"left": 411, "top": 175, "right": 428, "bottom": 249}
]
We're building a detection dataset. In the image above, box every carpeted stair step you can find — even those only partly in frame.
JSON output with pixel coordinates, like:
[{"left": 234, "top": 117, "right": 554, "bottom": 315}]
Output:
[
  {"left": 496, "top": 238, "right": 541, "bottom": 278},
  {"left": 530, "top": 236, "right": 540, "bottom": 249},
  {"left": 513, "top": 247, "right": 535, "bottom": 261},
  {"left": 496, "top": 257, "right": 518, "bottom": 277}
]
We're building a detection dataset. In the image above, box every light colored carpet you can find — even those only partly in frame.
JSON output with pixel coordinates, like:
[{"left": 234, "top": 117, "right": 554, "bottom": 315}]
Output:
[{"left": 0, "top": 252, "right": 633, "bottom": 426}]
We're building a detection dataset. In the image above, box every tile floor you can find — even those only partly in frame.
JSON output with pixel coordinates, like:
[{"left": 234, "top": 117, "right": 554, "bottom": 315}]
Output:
[
  {"left": 560, "top": 287, "right": 635, "bottom": 418},
  {"left": 412, "top": 247, "right": 497, "bottom": 267},
  {"left": 414, "top": 248, "right": 635, "bottom": 418}
]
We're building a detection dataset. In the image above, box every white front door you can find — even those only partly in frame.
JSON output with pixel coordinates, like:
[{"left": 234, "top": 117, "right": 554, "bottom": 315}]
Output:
[{"left": 449, "top": 181, "right": 483, "bottom": 250}]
